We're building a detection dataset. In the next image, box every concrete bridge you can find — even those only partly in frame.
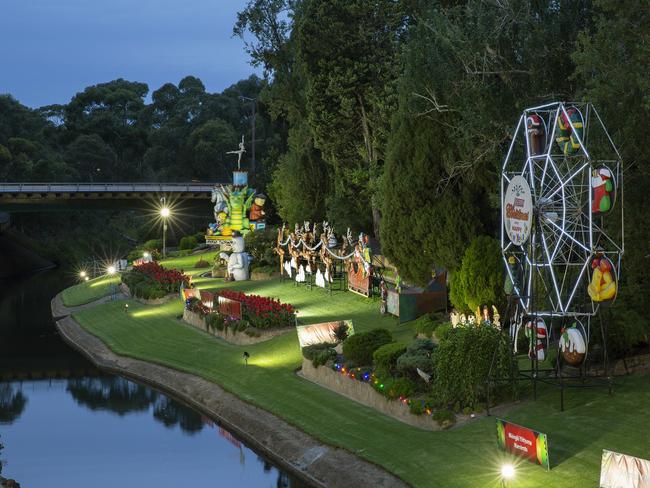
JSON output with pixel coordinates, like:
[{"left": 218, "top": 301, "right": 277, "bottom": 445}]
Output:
[{"left": 0, "top": 182, "right": 219, "bottom": 211}]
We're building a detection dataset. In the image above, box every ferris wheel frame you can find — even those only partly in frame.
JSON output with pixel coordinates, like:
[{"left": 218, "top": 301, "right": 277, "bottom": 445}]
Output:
[{"left": 500, "top": 101, "right": 624, "bottom": 320}]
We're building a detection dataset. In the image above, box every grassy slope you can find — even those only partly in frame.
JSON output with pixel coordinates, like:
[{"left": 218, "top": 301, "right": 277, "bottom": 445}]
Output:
[
  {"left": 71, "top": 252, "right": 650, "bottom": 487},
  {"left": 61, "top": 274, "right": 121, "bottom": 306}
]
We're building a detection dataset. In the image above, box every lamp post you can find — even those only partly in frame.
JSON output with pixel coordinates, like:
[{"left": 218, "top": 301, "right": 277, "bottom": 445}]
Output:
[
  {"left": 160, "top": 197, "right": 170, "bottom": 259},
  {"left": 239, "top": 96, "right": 256, "bottom": 180}
]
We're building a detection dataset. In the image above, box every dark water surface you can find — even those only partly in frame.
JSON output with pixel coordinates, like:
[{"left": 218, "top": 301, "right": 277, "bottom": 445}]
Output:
[{"left": 0, "top": 269, "right": 299, "bottom": 487}]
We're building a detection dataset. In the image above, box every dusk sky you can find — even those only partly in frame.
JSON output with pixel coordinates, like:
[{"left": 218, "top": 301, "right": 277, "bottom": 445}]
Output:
[{"left": 0, "top": 0, "right": 261, "bottom": 108}]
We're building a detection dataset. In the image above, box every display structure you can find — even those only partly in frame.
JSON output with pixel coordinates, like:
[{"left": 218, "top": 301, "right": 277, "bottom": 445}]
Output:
[{"left": 491, "top": 101, "right": 624, "bottom": 411}]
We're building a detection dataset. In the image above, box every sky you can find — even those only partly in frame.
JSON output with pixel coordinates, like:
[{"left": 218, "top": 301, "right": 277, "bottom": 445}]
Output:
[{"left": 0, "top": 0, "right": 261, "bottom": 108}]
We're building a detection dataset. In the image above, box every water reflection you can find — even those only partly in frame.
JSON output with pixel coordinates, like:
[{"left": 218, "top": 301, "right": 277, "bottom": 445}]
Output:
[{"left": 0, "top": 384, "right": 27, "bottom": 424}]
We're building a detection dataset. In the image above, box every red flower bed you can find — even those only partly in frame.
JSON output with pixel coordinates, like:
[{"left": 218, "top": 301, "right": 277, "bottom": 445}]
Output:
[
  {"left": 132, "top": 261, "right": 189, "bottom": 289},
  {"left": 218, "top": 290, "right": 295, "bottom": 329}
]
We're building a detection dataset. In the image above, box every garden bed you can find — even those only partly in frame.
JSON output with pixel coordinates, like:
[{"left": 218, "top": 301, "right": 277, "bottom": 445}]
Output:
[
  {"left": 182, "top": 308, "right": 291, "bottom": 345},
  {"left": 300, "top": 359, "right": 476, "bottom": 431},
  {"left": 120, "top": 283, "right": 177, "bottom": 305}
]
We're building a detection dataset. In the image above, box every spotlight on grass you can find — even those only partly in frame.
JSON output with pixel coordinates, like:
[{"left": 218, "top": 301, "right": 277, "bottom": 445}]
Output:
[
  {"left": 84, "top": 276, "right": 89, "bottom": 282},
  {"left": 501, "top": 463, "right": 515, "bottom": 486}
]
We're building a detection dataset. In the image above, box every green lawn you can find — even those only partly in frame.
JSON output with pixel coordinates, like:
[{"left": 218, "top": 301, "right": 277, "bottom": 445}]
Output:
[
  {"left": 61, "top": 274, "right": 121, "bottom": 307},
  {"left": 70, "top": 252, "right": 650, "bottom": 487}
]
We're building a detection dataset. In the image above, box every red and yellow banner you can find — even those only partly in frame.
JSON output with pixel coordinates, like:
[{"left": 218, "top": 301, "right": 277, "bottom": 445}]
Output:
[{"left": 497, "top": 418, "right": 550, "bottom": 470}]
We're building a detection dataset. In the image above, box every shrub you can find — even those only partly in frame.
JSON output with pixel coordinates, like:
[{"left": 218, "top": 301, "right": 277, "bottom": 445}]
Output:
[
  {"left": 302, "top": 343, "right": 337, "bottom": 368},
  {"left": 373, "top": 342, "right": 407, "bottom": 377},
  {"left": 435, "top": 323, "right": 453, "bottom": 341},
  {"left": 143, "top": 239, "right": 163, "bottom": 251},
  {"left": 381, "top": 377, "right": 417, "bottom": 400},
  {"left": 396, "top": 339, "right": 436, "bottom": 379},
  {"left": 194, "top": 258, "right": 210, "bottom": 268},
  {"left": 244, "top": 327, "right": 261, "bottom": 337},
  {"left": 449, "top": 235, "right": 504, "bottom": 313},
  {"left": 180, "top": 235, "right": 198, "bottom": 250},
  {"left": 342, "top": 329, "right": 393, "bottom": 366},
  {"left": 206, "top": 313, "right": 225, "bottom": 331},
  {"left": 409, "top": 400, "right": 425, "bottom": 415},
  {"left": 431, "top": 324, "right": 514, "bottom": 410},
  {"left": 413, "top": 314, "right": 439, "bottom": 338},
  {"left": 244, "top": 228, "right": 278, "bottom": 267},
  {"left": 432, "top": 409, "right": 456, "bottom": 428}
]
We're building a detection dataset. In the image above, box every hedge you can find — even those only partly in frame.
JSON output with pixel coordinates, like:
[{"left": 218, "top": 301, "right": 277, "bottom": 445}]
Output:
[{"left": 342, "top": 329, "right": 393, "bottom": 366}]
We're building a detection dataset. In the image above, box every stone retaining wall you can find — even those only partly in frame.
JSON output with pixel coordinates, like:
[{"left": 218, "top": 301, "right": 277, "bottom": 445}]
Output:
[
  {"left": 300, "top": 359, "right": 473, "bottom": 431},
  {"left": 182, "top": 309, "right": 291, "bottom": 346}
]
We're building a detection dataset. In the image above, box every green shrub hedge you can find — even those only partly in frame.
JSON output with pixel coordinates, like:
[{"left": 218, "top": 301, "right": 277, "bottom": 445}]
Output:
[
  {"left": 431, "top": 324, "right": 513, "bottom": 410},
  {"left": 342, "top": 329, "right": 393, "bottom": 366},
  {"left": 373, "top": 342, "right": 407, "bottom": 377},
  {"left": 302, "top": 343, "right": 338, "bottom": 367}
]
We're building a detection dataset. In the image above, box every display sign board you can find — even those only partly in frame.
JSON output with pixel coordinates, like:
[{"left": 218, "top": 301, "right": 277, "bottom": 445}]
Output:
[
  {"left": 504, "top": 175, "right": 533, "bottom": 246},
  {"left": 496, "top": 418, "right": 550, "bottom": 470},
  {"left": 296, "top": 320, "right": 355, "bottom": 348},
  {"left": 600, "top": 449, "right": 650, "bottom": 487},
  {"left": 218, "top": 295, "right": 242, "bottom": 319}
]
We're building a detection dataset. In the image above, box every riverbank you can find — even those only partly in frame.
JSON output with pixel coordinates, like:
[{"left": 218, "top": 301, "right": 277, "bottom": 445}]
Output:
[
  {"left": 56, "top": 314, "right": 406, "bottom": 488},
  {"left": 54, "top": 251, "right": 650, "bottom": 487}
]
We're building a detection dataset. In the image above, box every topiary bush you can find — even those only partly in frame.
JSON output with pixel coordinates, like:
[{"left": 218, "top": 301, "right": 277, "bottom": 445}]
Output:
[
  {"left": 342, "top": 329, "right": 393, "bottom": 366},
  {"left": 431, "top": 324, "right": 514, "bottom": 410},
  {"left": 244, "top": 227, "right": 277, "bottom": 268},
  {"left": 373, "top": 342, "right": 407, "bottom": 377},
  {"left": 449, "top": 235, "right": 504, "bottom": 313},
  {"left": 194, "top": 258, "right": 210, "bottom": 268}
]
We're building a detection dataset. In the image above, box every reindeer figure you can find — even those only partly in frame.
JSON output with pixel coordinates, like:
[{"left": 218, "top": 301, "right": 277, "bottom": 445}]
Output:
[{"left": 274, "top": 224, "right": 286, "bottom": 273}]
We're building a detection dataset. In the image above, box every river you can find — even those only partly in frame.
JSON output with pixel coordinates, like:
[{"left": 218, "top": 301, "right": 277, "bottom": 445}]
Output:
[{"left": 0, "top": 268, "right": 301, "bottom": 487}]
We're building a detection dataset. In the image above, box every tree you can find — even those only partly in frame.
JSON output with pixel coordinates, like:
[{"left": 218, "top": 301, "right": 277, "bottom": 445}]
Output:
[
  {"left": 185, "top": 119, "right": 237, "bottom": 179},
  {"left": 295, "top": 0, "right": 406, "bottom": 235},
  {"left": 65, "top": 134, "right": 117, "bottom": 181},
  {"left": 449, "top": 235, "right": 504, "bottom": 313}
]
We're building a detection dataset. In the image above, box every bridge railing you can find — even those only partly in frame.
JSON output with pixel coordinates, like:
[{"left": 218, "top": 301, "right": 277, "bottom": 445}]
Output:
[{"left": 0, "top": 182, "right": 217, "bottom": 193}]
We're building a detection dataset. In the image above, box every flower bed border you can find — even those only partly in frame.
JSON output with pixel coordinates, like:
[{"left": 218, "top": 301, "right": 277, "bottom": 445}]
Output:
[
  {"left": 300, "top": 359, "right": 478, "bottom": 431},
  {"left": 182, "top": 309, "right": 292, "bottom": 345}
]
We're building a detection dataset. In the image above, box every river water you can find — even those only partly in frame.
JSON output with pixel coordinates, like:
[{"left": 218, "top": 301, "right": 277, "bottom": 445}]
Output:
[{"left": 0, "top": 269, "right": 300, "bottom": 487}]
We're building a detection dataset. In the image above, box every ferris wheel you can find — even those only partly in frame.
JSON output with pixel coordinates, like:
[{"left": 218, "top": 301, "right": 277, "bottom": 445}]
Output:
[{"left": 501, "top": 101, "right": 623, "bottom": 364}]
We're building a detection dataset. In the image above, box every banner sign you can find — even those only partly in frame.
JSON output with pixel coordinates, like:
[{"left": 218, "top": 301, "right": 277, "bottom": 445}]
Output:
[
  {"left": 504, "top": 175, "right": 533, "bottom": 246},
  {"left": 600, "top": 449, "right": 650, "bottom": 487},
  {"left": 496, "top": 418, "right": 550, "bottom": 470},
  {"left": 218, "top": 296, "right": 242, "bottom": 319},
  {"left": 296, "top": 320, "right": 355, "bottom": 348}
]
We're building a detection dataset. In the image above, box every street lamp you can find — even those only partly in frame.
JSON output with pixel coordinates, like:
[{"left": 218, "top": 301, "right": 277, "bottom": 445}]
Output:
[
  {"left": 160, "top": 197, "right": 171, "bottom": 259},
  {"left": 239, "top": 95, "right": 256, "bottom": 180},
  {"left": 79, "top": 270, "right": 87, "bottom": 279}
]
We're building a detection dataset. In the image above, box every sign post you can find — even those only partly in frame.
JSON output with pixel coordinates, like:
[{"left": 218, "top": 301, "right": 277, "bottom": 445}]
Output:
[{"left": 496, "top": 418, "right": 550, "bottom": 470}]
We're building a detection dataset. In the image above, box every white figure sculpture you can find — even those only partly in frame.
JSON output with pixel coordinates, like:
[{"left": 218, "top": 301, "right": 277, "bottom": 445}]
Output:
[{"left": 219, "top": 234, "right": 250, "bottom": 281}]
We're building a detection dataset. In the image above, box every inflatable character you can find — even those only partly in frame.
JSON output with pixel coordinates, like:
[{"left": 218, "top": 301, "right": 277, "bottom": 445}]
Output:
[
  {"left": 555, "top": 107, "right": 584, "bottom": 155},
  {"left": 249, "top": 193, "right": 266, "bottom": 224},
  {"left": 560, "top": 323, "right": 586, "bottom": 365},
  {"left": 526, "top": 113, "right": 546, "bottom": 156},
  {"left": 221, "top": 186, "right": 256, "bottom": 236},
  {"left": 588, "top": 256, "right": 617, "bottom": 302},
  {"left": 524, "top": 318, "right": 548, "bottom": 361},
  {"left": 591, "top": 167, "right": 614, "bottom": 215},
  {"left": 219, "top": 233, "right": 250, "bottom": 281}
]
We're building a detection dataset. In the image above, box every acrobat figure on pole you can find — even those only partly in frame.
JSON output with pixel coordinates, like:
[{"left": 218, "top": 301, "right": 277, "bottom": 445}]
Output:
[{"left": 227, "top": 135, "right": 246, "bottom": 170}]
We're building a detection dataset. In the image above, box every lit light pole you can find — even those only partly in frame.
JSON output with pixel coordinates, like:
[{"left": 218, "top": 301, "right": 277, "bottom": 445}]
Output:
[
  {"left": 160, "top": 197, "right": 170, "bottom": 259},
  {"left": 239, "top": 96, "right": 256, "bottom": 180}
]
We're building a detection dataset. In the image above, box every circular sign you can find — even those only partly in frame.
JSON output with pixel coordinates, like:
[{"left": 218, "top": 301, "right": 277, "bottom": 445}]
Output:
[{"left": 504, "top": 175, "right": 533, "bottom": 246}]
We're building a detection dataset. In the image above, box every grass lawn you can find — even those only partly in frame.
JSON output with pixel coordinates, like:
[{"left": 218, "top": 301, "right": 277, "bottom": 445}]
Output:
[
  {"left": 70, "top": 252, "right": 650, "bottom": 487},
  {"left": 61, "top": 274, "right": 121, "bottom": 307}
]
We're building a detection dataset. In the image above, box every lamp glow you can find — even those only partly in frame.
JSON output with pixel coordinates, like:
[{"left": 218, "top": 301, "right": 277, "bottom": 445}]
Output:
[
  {"left": 84, "top": 276, "right": 89, "bottom": 281},
  {"left": 107, "top": 265, "right": 116, "bottom": 275},
  {"left": 143, "top": 251, "right": 150, "bottom": 258},
  {"left": 501, "top": 464, "right": 515, "bottom": 480},
  {"left": 79, "top": 271, "right": 87, "bottom": 278},
  {"left": 160, "top": 207, "right": 170, "bottom": 218}
]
